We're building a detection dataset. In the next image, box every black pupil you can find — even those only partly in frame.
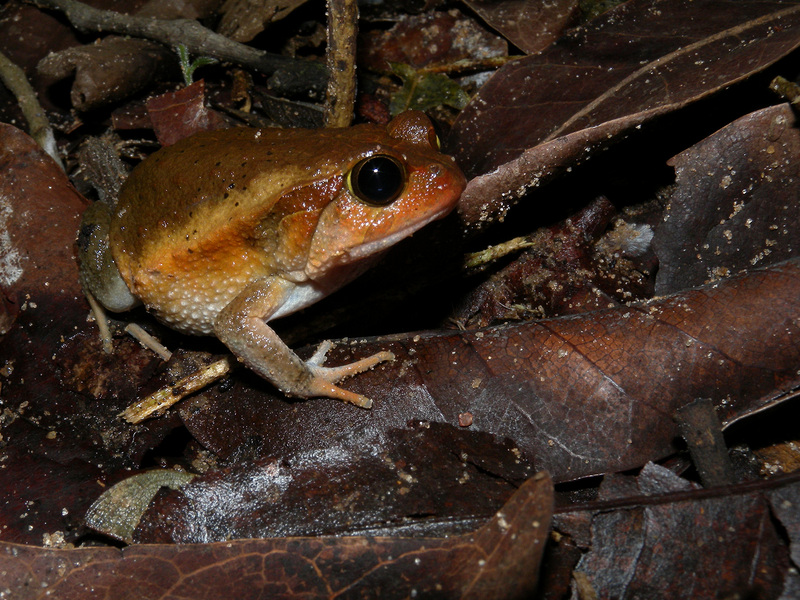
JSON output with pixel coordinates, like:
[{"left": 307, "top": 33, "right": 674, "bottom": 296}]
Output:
[{"left": 354, "top": 156, "right": 404, "bottom": 205}]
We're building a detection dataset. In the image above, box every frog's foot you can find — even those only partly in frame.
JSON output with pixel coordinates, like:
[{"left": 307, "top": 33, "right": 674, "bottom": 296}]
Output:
[{"left": 305, "top": 341, "right": 395, "bottom": 409}]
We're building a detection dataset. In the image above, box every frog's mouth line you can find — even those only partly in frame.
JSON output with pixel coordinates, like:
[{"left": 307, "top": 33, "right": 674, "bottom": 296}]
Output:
[{"left": 345, "top": 202, "right": 457, "bottom": 261}]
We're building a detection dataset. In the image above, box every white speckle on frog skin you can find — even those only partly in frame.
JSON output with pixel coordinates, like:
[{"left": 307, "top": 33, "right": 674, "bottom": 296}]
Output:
[{"left": 0, "top": 196, "right": 24, "bottom": 288}]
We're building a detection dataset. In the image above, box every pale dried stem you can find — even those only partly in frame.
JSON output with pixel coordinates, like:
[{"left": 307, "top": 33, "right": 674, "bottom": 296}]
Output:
[{"left": 0, "top": 50, "right": 62, "bottom": 168}]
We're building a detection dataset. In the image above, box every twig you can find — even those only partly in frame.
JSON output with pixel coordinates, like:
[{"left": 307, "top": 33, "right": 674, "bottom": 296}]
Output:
[
  {"left": 0, "top": 50, "right": 63, "bottom": 169},
  {"left": 323, "top": 0, "right": 358, "bottom": 127},
  {"left": 555, "top": 469, "right": 800, "bottom": 515},
  {"left": 26, "top": 0, "right": 328, "bottom": 96},
  {"left": 120, "top": 357, "right": 234, "bottom": 423},
  {"left": 124, "top": 323, "right": 172, "bottom": 361},
  {"left": 770, "top": 75, "right": 800, "bottom": 105},
  {"left": 424, "top": 56, "right": 515, "bottom": 76},
  {"left": 464, "top": 235, "right": 537, "bottom": 269},
  {"left": 675, "top": 398, "right": 736, "bottom": 488}
]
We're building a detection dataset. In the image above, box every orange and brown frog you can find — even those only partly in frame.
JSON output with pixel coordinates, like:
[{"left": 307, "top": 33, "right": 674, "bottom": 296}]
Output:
[{"left": 78, "top": 111, "right": 466, "bottom": 409}]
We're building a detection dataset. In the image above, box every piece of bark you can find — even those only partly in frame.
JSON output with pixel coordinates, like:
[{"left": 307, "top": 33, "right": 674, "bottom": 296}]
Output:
[{"left": 37, "top": 36, "right": 176, "bottom": 111}]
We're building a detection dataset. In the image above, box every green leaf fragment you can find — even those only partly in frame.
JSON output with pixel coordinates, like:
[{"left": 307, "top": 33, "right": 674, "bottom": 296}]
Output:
[
  {"left": 389, "top": 62, "right": 469, "bottom": 116},
  {"left": 176, "top": 43, "right": 218, "bottom": 86}
]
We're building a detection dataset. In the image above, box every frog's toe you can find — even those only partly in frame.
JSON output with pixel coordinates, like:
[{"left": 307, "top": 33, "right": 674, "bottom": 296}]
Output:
[
  {"left": 308, "top": 346, "right": 394, "bottom": 376},
  {"left": 303, "top": 378, "right": 374, "bottom": 408},
  {"left": 304, "top": 347, "right": 395, "bottom": 408}
]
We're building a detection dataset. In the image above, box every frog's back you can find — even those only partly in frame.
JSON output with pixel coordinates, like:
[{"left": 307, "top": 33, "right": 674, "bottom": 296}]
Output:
[
  {"left": 112, "top": 126, "right": 381, "bottom": 261},
  {"left": 109, "top": 125, "right": 392, "bottom": 334}
]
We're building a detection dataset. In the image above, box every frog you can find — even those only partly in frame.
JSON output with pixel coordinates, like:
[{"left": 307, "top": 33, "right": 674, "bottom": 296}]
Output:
[{"left": 77, "top": 111, "right": 466, "bottom": 409}]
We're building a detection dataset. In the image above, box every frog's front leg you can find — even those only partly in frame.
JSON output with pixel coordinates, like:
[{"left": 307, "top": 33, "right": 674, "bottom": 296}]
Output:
[{"left": 214, "top": 277, "right": 394, "bottom": 408}]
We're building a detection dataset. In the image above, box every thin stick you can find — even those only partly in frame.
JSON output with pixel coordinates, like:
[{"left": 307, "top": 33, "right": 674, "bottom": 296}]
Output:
[
  {"left": 124, "top": 323, "right": 172, "bottom": 361},
  {"left": 323, "top": 0, "right": 358, "bottom": 127},
  {"left": 120, "top": 357, "right": 234, "bottom": 423},
  {"left": 27, "top": 0, "right": 328, "bottom": 95}
]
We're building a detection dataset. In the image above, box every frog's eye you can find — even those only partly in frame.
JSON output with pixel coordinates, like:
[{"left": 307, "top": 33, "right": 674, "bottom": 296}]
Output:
[{"left": 347, "top": 154, "right": 405, "bottom": 205}]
